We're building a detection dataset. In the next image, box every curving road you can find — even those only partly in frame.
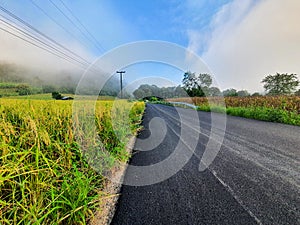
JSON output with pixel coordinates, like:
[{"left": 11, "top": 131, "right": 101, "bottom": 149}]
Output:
[{"left": 111, "top": 104, "right": 300, "bottom": 225}]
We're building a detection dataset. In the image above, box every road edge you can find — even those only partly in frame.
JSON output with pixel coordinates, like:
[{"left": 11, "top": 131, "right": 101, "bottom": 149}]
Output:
[{"left": 89, "top": 136, "right": 136, "bottom": 225}]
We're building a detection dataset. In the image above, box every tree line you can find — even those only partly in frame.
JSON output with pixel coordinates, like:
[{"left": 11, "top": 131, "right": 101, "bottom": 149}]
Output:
[
  {"left": 133, "top": 72, "right": 300, "bottom": 99},
  {"left": 1, "top": 62, "right": 299, "bottom": 98}
]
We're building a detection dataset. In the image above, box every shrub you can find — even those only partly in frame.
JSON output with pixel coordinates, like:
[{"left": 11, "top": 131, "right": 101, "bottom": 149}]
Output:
[
  {"left": 52, "top": 92, "right": 62, "bottom": 100},
  {"left": 16, "top": 84, "right": 32, "bottom": 95}
]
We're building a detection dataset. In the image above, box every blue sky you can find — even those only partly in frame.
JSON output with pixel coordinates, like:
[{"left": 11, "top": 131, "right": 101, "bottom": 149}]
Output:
[
  {"left": 0, "top": 0, "right": 232, "bottom": 54},
  {"left": 0, "top": 0, "right": 299, "bottom": 92}
]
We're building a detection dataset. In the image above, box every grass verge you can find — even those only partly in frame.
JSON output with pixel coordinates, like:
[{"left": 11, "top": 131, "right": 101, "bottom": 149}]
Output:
[
  {"left": 156, "top": 100, "right": 300, "bottom": 126},
  {"left": 197, "top": 105, "right": 300, "bottom": 126}
]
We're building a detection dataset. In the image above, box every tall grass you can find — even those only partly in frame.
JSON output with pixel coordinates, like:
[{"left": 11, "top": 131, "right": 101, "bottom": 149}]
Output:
[{"left": 0, "top": 99, "right": 145, "bottom": 224}]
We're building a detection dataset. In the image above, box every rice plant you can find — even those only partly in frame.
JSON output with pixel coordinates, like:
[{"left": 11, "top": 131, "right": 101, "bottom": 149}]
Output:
[{"left": 0, "top": 99, "right": 145, "bottom": 224}]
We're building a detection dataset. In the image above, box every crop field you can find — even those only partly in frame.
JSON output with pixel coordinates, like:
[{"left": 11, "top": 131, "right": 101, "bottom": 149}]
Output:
[
  {"left": 168, "top": 96, "right": 300, "bottom": 125},
  {"left": 0, "top": 83, "right": 19, "bottom": 97},
  {"left": 0, "top": 99, "right": 145, "bottom": 224}
]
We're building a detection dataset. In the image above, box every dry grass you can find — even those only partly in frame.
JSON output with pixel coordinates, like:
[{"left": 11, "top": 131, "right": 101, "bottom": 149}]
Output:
[{"left": 168, "top": 96, "right": 300, "bottom": 113}]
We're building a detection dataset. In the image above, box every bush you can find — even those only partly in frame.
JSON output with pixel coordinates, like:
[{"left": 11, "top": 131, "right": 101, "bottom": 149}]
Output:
[
  {"left": 16, "top": 84, "right": 32, "bottom": 95},
  {"left": 52, "top": 92, "right": 62, "bottom": 100}
]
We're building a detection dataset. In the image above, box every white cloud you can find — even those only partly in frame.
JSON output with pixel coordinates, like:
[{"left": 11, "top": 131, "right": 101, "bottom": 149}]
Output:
[
  {"left": 187, "top": 29, "right": 203, "bottom": 53},
  {"left": 200, "top": 0, "right": 300, "bottom": 92}
]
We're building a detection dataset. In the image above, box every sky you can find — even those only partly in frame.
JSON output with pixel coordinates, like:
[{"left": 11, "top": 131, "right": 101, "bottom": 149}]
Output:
[{"left": 0, "top": 0, "right": 299, "bottom": 93}]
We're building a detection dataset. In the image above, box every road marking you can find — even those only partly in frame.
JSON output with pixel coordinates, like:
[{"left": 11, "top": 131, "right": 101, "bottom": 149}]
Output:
[
  {"left": 210, "top": 169, "right": 263, "bottom": 225},
  {"left": 152, "top": 104, "right": 263, "bottom": 224},
  {"left": 153, "top": 104, "right": 300, "bottom": 188}
]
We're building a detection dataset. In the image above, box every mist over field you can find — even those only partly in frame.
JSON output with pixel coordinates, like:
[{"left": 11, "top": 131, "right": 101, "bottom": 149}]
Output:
[{"left": 0, "top": 60, "right": 120, "bottom": 96}]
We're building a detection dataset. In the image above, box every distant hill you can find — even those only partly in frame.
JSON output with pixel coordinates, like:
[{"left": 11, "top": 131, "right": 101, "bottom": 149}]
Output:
[{"left": 0, "top": 62, "right": 121, "bottom": 97}]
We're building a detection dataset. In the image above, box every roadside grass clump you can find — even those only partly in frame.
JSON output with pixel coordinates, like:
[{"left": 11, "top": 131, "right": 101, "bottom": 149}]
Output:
[
  {"left": 196, "top": 104, "right": 300, "bottom": 126},
  {"left": 225, "top": 106, "right": 300, "bottom": 125},
  {"left": 128, "top": 101, "right": 146, "bottom": 131},
  {"left": 197, "top": 105, "right": 227, "bottom": 114},
  {"left": 0, "top": 99, "right": 145, "bottom": 224}
]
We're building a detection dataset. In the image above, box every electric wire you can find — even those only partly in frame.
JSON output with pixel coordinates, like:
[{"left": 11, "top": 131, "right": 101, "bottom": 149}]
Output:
[
  {"left": 0, "top": 5, "right": 91, "bottom": 66},
  {"left": 58, "top": 0, "right": 105, "bottom": 52},
  {"left": 0, "top": 25, "right": 87, "bottom": 70},
  {"left": 29, "top": 0, "right": 93, "bottom": 53},
  {"left": 0, "top": 4, "right": 104, "bottom": 74},
  {"left": 48, "top": 0, "right": 104, "bottom": 53},
  {"left": 0, "top": 16, "right": 90, "bottom": 69}
]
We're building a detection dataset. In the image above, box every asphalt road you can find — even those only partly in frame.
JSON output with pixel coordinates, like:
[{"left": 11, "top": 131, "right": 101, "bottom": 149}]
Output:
[{"left": 111, "top": 104, "right": 300, "bottom": 225}]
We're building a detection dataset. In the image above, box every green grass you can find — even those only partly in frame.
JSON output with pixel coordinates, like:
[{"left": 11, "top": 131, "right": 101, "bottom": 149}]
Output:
[
  {"left": 0, "top": 88, "right": 18, "bottom": 97},
  {"left": 0, "top": 82, "right": 19, "bottom": 88},
  {"left": 156, "top": 100, "right": 300, "bottom": 126},
  {"left": 6, "top": 93, "right": 55, "bottom": 100},
  {"left": 0, "top": 83, "right": 30, "bottom": 97},
  {"left": 0, "top": 82, "right": 19, "bottom": 97},
  {"left": 197, "top": 105, "right": 300, "bottom": 126}
]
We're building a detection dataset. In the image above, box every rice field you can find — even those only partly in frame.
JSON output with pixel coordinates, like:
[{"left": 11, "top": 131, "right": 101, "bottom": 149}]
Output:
[{"left": 0, "top": 99, "right": 145, "bottom": 224}]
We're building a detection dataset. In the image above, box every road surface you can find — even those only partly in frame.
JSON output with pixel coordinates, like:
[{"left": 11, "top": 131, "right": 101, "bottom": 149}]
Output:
[{"left": 111, "top": 104, "right": 300, "bottom": 225}]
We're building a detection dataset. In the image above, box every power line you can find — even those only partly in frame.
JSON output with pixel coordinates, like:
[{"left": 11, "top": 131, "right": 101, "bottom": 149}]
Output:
[
  {"left": 0, "top": 4, "right": 106, "bottom": 74},
  {"left": 48, "top": 0, "right": 104, "bottom": 53},
  {"left": 0, "top": 16, "right": 91, "bottom": 69},
  {"left": 58, "top": 0, "right": 105, "bottom": 52},
  {"left": 0, "top": 5, "right": 91, "bottom": 66},
  {"left": 29, "top": 0, "right": 93, "bottom": 53},
  {"left": 0, "top": 25, "right": 87, "bottom": 70}
]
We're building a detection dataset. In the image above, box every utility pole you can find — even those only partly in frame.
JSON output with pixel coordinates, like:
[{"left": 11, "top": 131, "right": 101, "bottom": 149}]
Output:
[{"left": 116, "top": 71, "right": 125, "bottom": 98}]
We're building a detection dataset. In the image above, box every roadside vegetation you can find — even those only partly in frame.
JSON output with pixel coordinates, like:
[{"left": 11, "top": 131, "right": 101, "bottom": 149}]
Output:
[
  {"left": 168, "top": 96, "right": 300, "bottom": 126},
  {"left": 149, "top": 72, "right": 300, "bottom": 126},
  {"left": 0, "top": 99, "right": 145, "bottom": 224}
]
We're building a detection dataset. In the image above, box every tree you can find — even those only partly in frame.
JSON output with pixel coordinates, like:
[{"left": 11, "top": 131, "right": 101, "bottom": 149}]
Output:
[
  {"left": 174, "top": 85, "right": 188, "bottom": 97},
  {"left": 222, "top": 88, "right": 237, "bottom": 97},
  {"left": 132, "top": 84, "right": 188, "bottom": 99},
  {"left": 0, "top": 62, "right": 23, "bottom": 83},
  {"left": 16, "top": 84, "right": 31, "bottom": 95},
  {"left": 133, "top": 88, "right": 145, "bottom": 99},
  {"left": 182, "top": 72, "right": 212, "bottom": 97},
  {"left": 237, "top": 90, "right": 250, "bottom": 97},
  {"left": 252, "top": 92, "right": 261, "bottom": 97},
  {"left": 295, "top": 89, "right": 300, "bottom": 96},
  {"left": 208, "top": 87, "right": 221, "bottom": 96},
  {"left": 262, "top": 73, "right": 299, "bottom": 95},
  {"left": 52, "top": 92, "right": 62, "bottom": 100},
  {"left": 198, "top": 73, "right": 213, "bottom": 88},
  {"left": 42, "top": 85, "right": 57, "bottom": 93}
]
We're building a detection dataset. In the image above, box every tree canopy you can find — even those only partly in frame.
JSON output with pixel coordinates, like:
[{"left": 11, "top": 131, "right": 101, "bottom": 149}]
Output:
[
  {"left": 133, "top": 84, "right": 187, "bottom": 99},
  {"left": 222, "top": 88, "right": 238, "bottom": 97},
  {"left": 262, "top": 73, "right": 299, "bottom": 95},
  {"left": 237, "top": 90, "right": 250, "bottom": 97},
  {"left": 182, "top": 72, "right": 218, "bottom": 97}
]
